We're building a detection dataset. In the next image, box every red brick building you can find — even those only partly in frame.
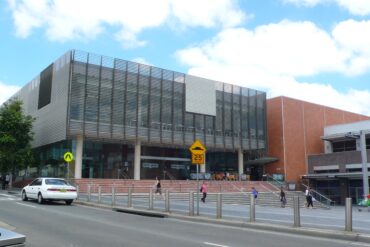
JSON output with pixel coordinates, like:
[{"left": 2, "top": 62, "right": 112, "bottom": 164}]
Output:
[{"left": 266, "top": 96, "right": 370, "bottom": 185}]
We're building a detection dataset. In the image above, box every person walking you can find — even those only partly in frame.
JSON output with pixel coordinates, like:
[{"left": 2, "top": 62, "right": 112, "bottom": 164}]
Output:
[
  {"left": 280, "top": 187, "right": 287, "bottom": 208},
  {"left": 154, "top": 177, "right": 163, "bottom": 199},
  {"left": 5, "top": 174, "right": 10, "bottom": 190},
  {"left": 252, "top": 187, "right": 258, "bottom": 199},
  {"left": 306, "top": 187, "right": 314, "bottom": 208},
  {"left": 305, "top": 187, "right": 310, "bottom": 207},
  {"left": 1, "top": 175, "right": 5, "bottom": 190},
  {"left": 200, "top": 181, "right": 207, "bottom": 203}
]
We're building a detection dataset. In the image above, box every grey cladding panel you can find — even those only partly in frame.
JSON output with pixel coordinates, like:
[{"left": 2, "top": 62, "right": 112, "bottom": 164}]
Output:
[{"left": 185, "top": 75, "right": 216, "bottom": 116}]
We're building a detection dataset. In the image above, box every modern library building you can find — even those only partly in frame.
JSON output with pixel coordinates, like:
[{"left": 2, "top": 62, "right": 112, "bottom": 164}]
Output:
[{"left": 9, "top": 50, "right": 268, "bottom": 180}]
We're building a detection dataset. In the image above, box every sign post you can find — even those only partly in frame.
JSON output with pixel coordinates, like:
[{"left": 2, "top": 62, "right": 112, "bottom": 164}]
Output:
[
  {"left": 189, "top": 140, "right": 206, "bottom": 216},
  {"left": 63, "top": 152, "right": 74, "bottom": 181}
]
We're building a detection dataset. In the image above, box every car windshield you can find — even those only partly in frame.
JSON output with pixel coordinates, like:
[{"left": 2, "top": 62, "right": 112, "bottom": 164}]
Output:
[{"left": 45, "top": 179, "right": 69, "bottom": 186}]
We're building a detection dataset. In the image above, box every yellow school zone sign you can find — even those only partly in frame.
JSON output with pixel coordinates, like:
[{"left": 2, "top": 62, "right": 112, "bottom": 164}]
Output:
[{"left": 189, "top": 140, "right": 206, "bottom": 165}]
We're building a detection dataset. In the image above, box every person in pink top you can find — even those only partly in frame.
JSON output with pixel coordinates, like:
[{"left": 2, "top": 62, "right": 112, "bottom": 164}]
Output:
[{"left": 200, "top": 181, "right": 207, "bottom": 203}]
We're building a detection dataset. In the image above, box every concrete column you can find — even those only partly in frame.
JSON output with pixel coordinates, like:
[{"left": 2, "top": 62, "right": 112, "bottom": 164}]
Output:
[
  {"left": 75, "top": 135, "right": 83, "bottom": 179},
  {"left": 134, "top": 141, "right": 141, "bottom": 180},
  {"left": 238, "top": 149, "right": 244, "bottom": 177},
  {"left": 360, "top": 130, "right": 369, "bottom": 199},
  {"left": 324, "top": 140, "right": 333, "bottom": 154}
]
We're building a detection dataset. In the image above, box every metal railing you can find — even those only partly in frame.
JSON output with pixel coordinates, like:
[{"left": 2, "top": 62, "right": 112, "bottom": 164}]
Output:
[
  {"left": 74, "top": 185, "right": 359, "bottom": 233},
  {"left": 301, "top": 183, "right": 333, "bottom": 208},
  {"left": 265, "top": 174, "right": 286, "bottom": 190}
]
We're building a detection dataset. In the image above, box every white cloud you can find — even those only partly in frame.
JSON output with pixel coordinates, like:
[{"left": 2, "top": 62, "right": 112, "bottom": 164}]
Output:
[
  {"left": 336, "top": 0, "right": 370, "bottom": 16},
  {"left": 132, "top": 57, "right": 153, "bottom": 66},
  {"left": 177, "top": 21, "right": 350, "bottom": 77},
  {"left": 8, "top": 0, "right": 245, "bottom": 48},
  {"left": 284, "top": 0, "right": 370, "bottom": 16},
  {"left": 283, "top": 0, "right": 325, "bottom": 7},
  {"left": 169, "top": 0, "right": 245, "bottom": 29},
  {"left": 176, "top": 20, "right": 370, "bottom": 115},
  {"left": 0, "top": 81, "right": 20, "bottom": 105},
  {"left": 333, "top": 19, "right": 370, "bottom": 75}
]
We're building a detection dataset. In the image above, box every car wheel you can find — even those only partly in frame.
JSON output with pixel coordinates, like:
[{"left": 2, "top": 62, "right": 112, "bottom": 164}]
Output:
[
  {"left": 37, "top": 193, "right": 44, "bottom": 204},
  {"left": 65, "top": 200, "right": 73, "bottom": 205},
  {"left": 21, "top": 191, "right": 28, "bottom": 201}
]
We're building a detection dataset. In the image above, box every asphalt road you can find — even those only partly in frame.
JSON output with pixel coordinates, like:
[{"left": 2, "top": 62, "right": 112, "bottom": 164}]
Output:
[{"left": 1, "top": 192, "right": 370, "bottom": 247}]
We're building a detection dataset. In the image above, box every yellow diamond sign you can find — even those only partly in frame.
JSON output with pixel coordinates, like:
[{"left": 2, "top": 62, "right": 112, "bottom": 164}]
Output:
[
  {"left": 64, "top": 152, "right": 74, "bottom": 162},
  {"left": 189, "top": 140, "right": 206, "bottom": 155}
]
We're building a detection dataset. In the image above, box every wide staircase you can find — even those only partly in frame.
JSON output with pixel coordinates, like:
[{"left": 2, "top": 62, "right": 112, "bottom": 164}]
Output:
[{"left": 72, "top": 179, "right": 329, "bottom": 209}]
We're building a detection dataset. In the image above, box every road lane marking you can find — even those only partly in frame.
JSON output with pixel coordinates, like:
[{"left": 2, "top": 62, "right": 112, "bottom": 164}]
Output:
[
  {"left": 16, "top": 202, "right": 36, "bottom": 208},
  {"left": 0, "top": 194, "right": 16, "bottom": 197},
  {"left": 204, "top": 242, "right": 229, "bottom": 247}
]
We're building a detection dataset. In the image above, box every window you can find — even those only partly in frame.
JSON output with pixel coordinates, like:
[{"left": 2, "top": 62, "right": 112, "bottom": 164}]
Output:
[
  {"left": 38, "top": 64, "right": 53, "bottom": 109},
  {"left": 45, "top": 179, "right": 68, "bottom": 185},
  {"left": 30, "top": 179, "right": 42, "bottom": 186}
]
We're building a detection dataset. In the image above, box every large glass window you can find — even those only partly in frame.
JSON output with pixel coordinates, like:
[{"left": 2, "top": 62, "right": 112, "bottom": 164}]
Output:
[
  {"left": 112, "top": 62, "right": 126, "bottom": 125},
  {"left": 68, "top": 51, "right": 266, "bottom": 152},
  {"left": 149, "top": 68, "right": 161, "bottom": 128},
  {"left": 38, "top": 64, "right": 53, "bottom": 109},
  {"left": 332, "top": 140, "right": 356, "bottom": 152}
]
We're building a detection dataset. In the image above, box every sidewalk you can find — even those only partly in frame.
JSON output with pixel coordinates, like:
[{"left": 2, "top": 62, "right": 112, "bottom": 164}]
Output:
[
  {"left": 4, "top": 187, "right": 21, "bottom": 195},
  {"left": 74, "top": 200, "right": 370, "bottom": 244}
]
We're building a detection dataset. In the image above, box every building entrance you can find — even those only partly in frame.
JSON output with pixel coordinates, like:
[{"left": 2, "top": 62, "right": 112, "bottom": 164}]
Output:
[{"left": 247, "top": 165, "right": 263, "bottom": 181}]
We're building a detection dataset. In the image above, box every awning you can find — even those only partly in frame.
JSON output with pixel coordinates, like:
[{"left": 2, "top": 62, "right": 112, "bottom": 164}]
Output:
[
  {"left": 302, "top": 172, "right": 364, "bottom": 179},
  {"left": 245, "top": 156, "right": 278, "bottom": 166}
]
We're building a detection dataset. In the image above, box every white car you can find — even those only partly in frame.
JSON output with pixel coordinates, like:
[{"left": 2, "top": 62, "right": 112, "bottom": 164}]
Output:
[{"left": 21, "top": 178, "right": 77, "bottom": 205}]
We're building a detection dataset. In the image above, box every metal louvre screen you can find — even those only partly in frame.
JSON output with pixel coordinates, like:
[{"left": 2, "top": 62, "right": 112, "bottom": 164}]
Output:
[{"left": 67, "top": 50, "right": 267, "bottom": 152}]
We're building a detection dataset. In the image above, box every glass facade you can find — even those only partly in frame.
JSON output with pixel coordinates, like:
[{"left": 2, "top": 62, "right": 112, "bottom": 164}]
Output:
[
  {"left": 31, "top": 50, "right": 268, "bottom": 179},
  {"left": 67, "top": 50, "right": 267, "bottom": 151}
]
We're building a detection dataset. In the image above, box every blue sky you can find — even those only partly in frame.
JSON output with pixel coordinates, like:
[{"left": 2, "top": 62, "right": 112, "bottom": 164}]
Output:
[{"left": 1, "top": 0, "right": 370, "bottom": 115}]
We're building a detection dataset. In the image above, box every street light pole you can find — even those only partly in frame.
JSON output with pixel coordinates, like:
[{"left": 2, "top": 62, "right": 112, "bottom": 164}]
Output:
[{"left": 360, "top": 130, "right": 369, "bottom": 200}]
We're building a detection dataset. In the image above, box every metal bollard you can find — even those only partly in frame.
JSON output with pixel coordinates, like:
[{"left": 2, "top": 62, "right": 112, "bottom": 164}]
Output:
[
  {"left": 98, "top": 186, "right": 101, "bottom": 204},
  {"left": 345, "top": 197, "right": 352, "bottom": 231},
  {"left": 111, "top": 186, "right": 116, "bottom": 206},
  {"left": 149, "top": 188, "right": 153, "bottom": 210},
  {"left": 216, "top": 193, "right": 222, "bottom": 219},
  {"left": 76, "top": 185, "right": 80, "bottom": 200},
  {"left": 128, "top": 187, "right": 132, "bottom": 207},
  {"left": 87, "top": 184, "right": 91, "bottom": 202},
  {"left": 165, "top": 190, "right": 170, "bottom": 212},
  {"left": 250, "top": 194, "right": 255, "bottom": 222},
  {"left": 293, "top": 196, "right": 300, "bottom": 227},
  {"left": 189, "top": 192, "right": 194, "bottom": 216}
]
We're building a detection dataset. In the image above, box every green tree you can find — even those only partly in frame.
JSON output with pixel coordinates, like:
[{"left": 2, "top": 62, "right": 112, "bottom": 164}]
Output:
[{"left": 0, "top": 99, "right": 35, "bottom": 174}]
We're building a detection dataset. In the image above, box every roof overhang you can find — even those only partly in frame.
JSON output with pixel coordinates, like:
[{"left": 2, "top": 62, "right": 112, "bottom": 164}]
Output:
[
  {"left": 321, "top": 134, "right": 349, "bottom": 142},
  {"left": 302, "top": 172, "right": 364, "bottom": 179},
  {"left": 245, "top": 156, "right": 278, "bottom": 166}
]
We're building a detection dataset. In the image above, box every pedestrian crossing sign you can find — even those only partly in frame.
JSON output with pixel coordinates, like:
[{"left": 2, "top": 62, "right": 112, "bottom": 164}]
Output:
[{"left": 64, "top": 152, "right": 74, "bottom": 162}]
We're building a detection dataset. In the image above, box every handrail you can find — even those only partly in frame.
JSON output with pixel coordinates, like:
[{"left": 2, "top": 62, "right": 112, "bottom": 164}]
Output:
[
  {"left": 264, "top": 174, "right": 286, "bottom": 190},
  {"left": 118, "top": 169, "right": 130, "bottom": 179},
  {"left": 301, "top": 183, "right": 333, "bottom": 208}
]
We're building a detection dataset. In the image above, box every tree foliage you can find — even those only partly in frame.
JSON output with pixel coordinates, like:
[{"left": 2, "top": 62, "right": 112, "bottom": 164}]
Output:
[{"left": 0, "top": 100, "right": 35, "bottom": 173}]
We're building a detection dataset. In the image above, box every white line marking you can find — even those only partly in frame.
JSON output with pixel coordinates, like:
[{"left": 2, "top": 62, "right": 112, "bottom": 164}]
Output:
[
  {"left": 1, "top": 194, "right": 16, "bottom": 197},
  {"left": 16, "top": 202, "right": 36, "bottom": 208},
  {"left": 204, "top": 242, "right": 229, "bottom": 247}
]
